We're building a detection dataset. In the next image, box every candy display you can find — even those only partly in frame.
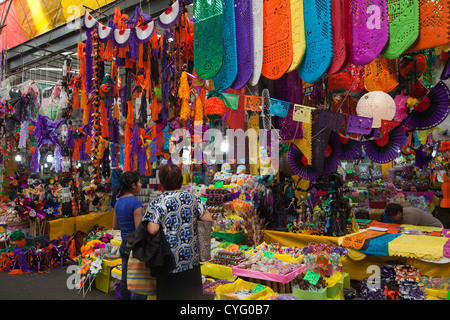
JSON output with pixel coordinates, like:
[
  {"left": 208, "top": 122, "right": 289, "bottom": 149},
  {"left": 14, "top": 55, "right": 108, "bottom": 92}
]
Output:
[
  {"left": 236, "top": 253, "right": 301, "bottom": 275},
  {"left": 210, "top": 249, "right": 246, "bottom": 267},
  {"left": 246, "top": 242, "right": 303, "bottom": 262},
  {"left": 292, "top": 271, "right": 328, "bottom": 292}
]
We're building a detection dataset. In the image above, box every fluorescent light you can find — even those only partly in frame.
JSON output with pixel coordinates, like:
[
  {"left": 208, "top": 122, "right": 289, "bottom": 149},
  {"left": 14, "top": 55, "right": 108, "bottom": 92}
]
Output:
[{"left": 221, "top": 141, "right": 229, "bottom": 153}]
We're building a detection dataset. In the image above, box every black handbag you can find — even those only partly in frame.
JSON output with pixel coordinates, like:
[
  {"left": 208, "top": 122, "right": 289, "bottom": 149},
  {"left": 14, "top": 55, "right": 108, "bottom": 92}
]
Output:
[{"left": 126, "top": 220, "right": 175, "bottom": 277}]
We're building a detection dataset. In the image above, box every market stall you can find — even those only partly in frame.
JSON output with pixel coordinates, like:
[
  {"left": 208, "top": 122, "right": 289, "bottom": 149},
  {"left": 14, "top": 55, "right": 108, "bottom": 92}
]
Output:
[{"left": 0, "top": 0, "right": 449, "bottom": 301}]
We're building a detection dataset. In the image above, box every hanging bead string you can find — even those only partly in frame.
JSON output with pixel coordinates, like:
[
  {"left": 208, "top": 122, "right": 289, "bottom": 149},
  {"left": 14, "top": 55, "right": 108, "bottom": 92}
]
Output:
[{"left": 91, "top": 29, "right": 102, "bottom": 183}]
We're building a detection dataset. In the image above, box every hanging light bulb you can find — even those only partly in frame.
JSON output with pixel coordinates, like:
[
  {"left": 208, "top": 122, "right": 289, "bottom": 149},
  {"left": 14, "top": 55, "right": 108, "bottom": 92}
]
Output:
[
  {"left": 46, "top": 154, "right": 54, "bottom": 163},
  {"left": 15, "top": 154, "right": 22, "bottom": 162}
]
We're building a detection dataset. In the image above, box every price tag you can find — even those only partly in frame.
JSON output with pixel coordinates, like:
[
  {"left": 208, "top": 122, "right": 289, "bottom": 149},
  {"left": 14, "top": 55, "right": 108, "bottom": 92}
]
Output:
[
  {"left": 200, "top": 197, "right": 208, "bottom": 203},
  {"left": 303, "top": 270, "right": 321, "bottom": 286},
  {"left": 253, "top": 283, "right": 265, "bottom": 293},
  {"left": 263, "top": 250, "right": 275, "bottom": 259},
  {"left": 214, "top": 181, "right": 224, "bottom": 188}
]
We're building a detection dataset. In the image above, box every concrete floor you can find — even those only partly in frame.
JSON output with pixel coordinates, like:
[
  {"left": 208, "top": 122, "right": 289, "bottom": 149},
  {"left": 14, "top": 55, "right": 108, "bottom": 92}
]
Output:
[{"left": 0, "top": 264, "right": 116, "bottom": 300}]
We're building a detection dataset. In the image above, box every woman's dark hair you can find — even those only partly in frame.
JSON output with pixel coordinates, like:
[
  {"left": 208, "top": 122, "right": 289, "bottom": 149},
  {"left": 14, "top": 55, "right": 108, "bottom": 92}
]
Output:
[
  {"left": 159, "top": 164, "right": 182, "bottom": 191},
  {"left": 384, "top": 203, "right": 403, "bottom": 217},
  {"left": 118, "top": 171, "right": 141, "bottom": 194}
]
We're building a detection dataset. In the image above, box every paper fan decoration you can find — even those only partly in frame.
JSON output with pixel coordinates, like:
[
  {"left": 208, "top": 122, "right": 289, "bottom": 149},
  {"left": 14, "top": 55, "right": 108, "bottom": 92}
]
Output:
[
  {"left": 393, "top": 90, "right": 410, "bottom": 122},
  {"left": 261, "top": 0, "right": 293, "bottom": 80},
  {"left": 249, "top": 0, "right": 263, "bottom": 86},
  {"left": 156, "top": 0, "right": 183, "bottom": 29},
  {"left": 135, "top": 21, "right": 156, "bottom": 44},
  {"left": 193, "top": 0, "right": 224, "bottom": 79},
  {"left": 84, "top": 10, "right": 98, "bottom": 31},
  {"left": 98, "top": 24, "right": 113, "bottom": 43},
  {"left": 212, "top": 0, "right": 238, "bottom": 91},
  {"left": 350, "top": 0, "right": 389, "bottom": 66},
  {"left": 288, "top": 143, "right": 323, "bottom": 181},
  {"left": 363, "top": 124, "right": 404, "bottom": 163},
  {"left": 323, "top": 130, "right": 342, "bottom": 173},
  {"left": 402, "top": 81, "right": 450, "bottom": 130},
  {"left": 356, "top": 91, "right": 396, "bottom": 128},
  {"left": 231, "top": 0, "right": 254, "bottom": 89},
  {"left": 297, "top": 0, "right": 333, "bottom": 83},
  {"left": 339, "top": 134, "right": 362, "bottom": 160},
  {"left": 287, "top": 0, "right": 306, "bottom": 72},
  {"left": 328, "top": 0, "right": 351, "bottom": 74},
  {"left": 381, "top": 0, "right": 419, "bottom": 59}
]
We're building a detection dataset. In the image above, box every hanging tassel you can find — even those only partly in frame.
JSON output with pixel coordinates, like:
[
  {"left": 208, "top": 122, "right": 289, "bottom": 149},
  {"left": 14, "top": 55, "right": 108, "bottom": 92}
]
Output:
[
  {"left": 80, "top": 90, "right": 89, "bottom": 125},
  {"left": 85, "top": 135, "right": 93, "bottom": 155},
  {"left": 114, "top": 99, "right": 120, "bottom": 120},
  {"left": 126, "top": 100, "right": 134, "bottom": 127},
  {"left": 100, "top": 99, "right": 109, "bottom": 138},
  {"left": 73, "top": 87, "right": 79, "bottom": 109},
  {"left": 151, "top": 93, "right": 159, "bottom": 122},
  {"left": 138, "top": 43, "right": 144, "bottom": 69},
  {"left": 194, "top": 96, "right": 203, "bottom": 122},
  {"left": 179, "top": 71, "right": 191, "bottom": 123}
]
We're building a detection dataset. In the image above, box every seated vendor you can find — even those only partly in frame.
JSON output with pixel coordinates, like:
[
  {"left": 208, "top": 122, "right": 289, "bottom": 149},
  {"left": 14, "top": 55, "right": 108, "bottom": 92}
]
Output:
[{"left": 384, "top": 203, "right": 443, "bottom": 228}]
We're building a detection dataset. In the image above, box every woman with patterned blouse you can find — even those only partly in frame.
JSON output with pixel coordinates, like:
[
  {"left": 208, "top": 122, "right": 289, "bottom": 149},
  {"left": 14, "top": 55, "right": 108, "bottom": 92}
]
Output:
[{"left": 143, "top": 164, "right": 212, "bottom": 300}]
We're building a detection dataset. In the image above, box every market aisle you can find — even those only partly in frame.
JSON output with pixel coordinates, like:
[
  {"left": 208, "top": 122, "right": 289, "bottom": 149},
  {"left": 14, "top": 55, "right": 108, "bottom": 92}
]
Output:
[{"left": 0, "top": 265, "right": 116, "bottom": 300}]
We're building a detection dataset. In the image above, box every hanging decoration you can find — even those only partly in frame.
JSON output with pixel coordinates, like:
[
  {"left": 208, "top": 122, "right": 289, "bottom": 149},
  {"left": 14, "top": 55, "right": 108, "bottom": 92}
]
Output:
[
  {"left": 288, "top": 143, "right": 322, "bottom": 181},
  {"left": 248, "top": 0, "right": 263, "bottom": 86},
  {"left": 381, "top": 0, "right": 420, "bottom": 59},
  {"left": 193, "top": 0, "right": 224, "bottom": 79},
  {"left": 212, "top": 0, "right": 238, "bottom": 92},
  {"left": 328, "top": 0, "right": 351, "bottom": 74},
  {"left": 350, "top": 0, "right": 389, "bottom": 66},
  {"left": 287, "top": 0, "right": 306, "bottom": 73},
  {"left": 356, "top": 91, "right": 396, "bottom": 128},
  {"left": 402, "top": 80, "right": 450, "bottom": 131},
  {"left": 297, "top": 0, "right": 333, "bottom": 83},
  {"left": 363, "top": 124, "right": 404, "bottom": 163},
  {"left": 230, "top": 0, "right": 254, "bottom": 90},
  {"left": 261, "top": 0, "right": 293, "bottom": 80}
]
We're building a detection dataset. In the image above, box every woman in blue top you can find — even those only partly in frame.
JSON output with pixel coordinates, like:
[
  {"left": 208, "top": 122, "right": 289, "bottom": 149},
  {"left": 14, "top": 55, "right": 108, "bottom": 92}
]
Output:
[
  {"left": 112, "top": 171, "right": 147, "bottom": 300},
  {"left": 143, "top": 164, "right": 212, "bottom": 300}
]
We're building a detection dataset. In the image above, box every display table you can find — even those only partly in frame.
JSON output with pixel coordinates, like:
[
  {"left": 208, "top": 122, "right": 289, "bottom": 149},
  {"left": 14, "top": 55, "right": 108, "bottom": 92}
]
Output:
[
  {"left": 46, "top": 210, "right": 114, "bottom": 240},
  {"left": 264, "top": 229, "right": 450, "bottom": 281}
]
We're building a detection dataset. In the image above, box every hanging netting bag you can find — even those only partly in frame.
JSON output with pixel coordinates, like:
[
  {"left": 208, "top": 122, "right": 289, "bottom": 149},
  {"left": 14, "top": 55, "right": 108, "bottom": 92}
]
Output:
[
  {"left": 194, "top": 0, "right": 224, "bottom": 80},
  {"left": 261, "top": 0, "right": 293, "bottom": 80},
  {"left": 350, "top": 0, "right": 389, "bottom": 66},
  {"left": 297, "top": 0, "right": 333, "bottom": 84},
  {"left": 381, "top": 0, "right": 419, "bottom": 60},
  {"left": 212, "top": 0, "right": 238, "bottom": 91}
]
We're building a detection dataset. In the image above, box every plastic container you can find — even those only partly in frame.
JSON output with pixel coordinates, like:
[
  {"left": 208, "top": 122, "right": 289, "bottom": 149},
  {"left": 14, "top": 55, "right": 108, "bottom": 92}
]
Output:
[
  {"left": 292, "top": 286, "right": 327, "bottom": 300},
  {"left": 215, "top": 278, "right": 275, "bottom": 300}
]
